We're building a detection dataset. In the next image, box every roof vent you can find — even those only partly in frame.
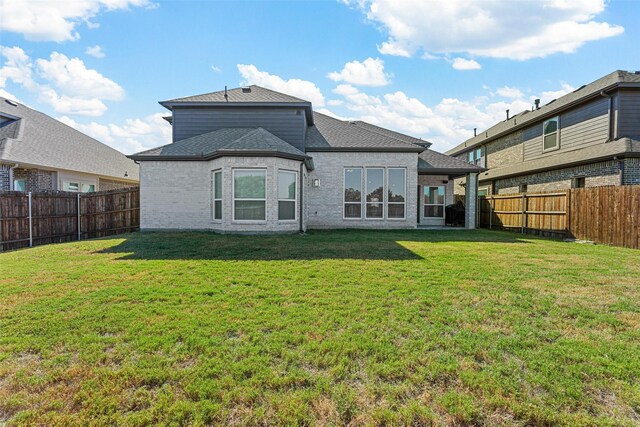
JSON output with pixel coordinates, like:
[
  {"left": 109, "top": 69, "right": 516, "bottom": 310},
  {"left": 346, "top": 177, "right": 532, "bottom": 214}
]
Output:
[
  {"left": 534, "top": 99, "right": 540, "bottom": 110},
  {"left": 241, "top": 86, "right": 252, "bottom": 93},
  {"left": 5, "top": 99, "right": 18, "bottom": 107}
]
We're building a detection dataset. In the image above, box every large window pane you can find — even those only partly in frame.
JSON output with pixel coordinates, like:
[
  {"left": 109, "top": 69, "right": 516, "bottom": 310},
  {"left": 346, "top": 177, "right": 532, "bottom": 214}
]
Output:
[
  {"left": 278, "top": 171, "right": 296, "bottom": 200},
  {"left": 214, "top": 201, "right": 222, "bottom": 220},
  {"left": 234, "top": 170, "right": 265, "bottom": 198},
  {"left": 344, "top": 168, "right": 362, "bottom": 202},
  {"left": 425, "top": 186, "right": 445, "bottom": 205},
  {"left": 214, "top": 171, "right": 222, "bottom": 199},
  {"left": 543, "top": 134, "right": 557, "bottom": 150},
  {"left": 278, "top": 201, "right": 295, "bottom": 220},
  {"left": 344, "top": 203, "right": 361, "bottom": 218},
  {"left": 388, "top": 204, "right": 405, "bottom": 219},
  {"left": 366, "top": 204, "right": 383, "bottom": 218},
  {"left": 424, "top": 205, "right": 444, "bottom": 218},
  {"left": 366, "top": 168, "right": 384, "bottom": 203},
  {"left": 388, "top": 168, "right": 405, "bottom": 202},
  {"left": 234, "top": 200, "right": 265, "bottom": 220}
]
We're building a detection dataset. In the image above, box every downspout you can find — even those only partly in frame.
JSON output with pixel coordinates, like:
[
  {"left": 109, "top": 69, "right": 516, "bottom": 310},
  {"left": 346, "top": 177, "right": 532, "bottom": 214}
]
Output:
[
  {"left": 9, "top": 163, "right": 18, "bottom": 190},
  {"left": 299, "top": 162, "right": 304, "bottom": 233}
]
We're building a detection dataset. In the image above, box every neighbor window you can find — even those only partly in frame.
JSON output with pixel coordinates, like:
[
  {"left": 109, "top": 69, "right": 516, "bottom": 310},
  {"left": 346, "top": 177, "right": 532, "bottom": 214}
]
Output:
[
  {"left": 278, "top": 170, "right": 297, "bottom": 221},
  {"left": 212, "top": 170, "right": 222, "bottom": 220},
  {"left": 519, "top": 184, "right": 528, "bottom": 193},
  {"left": 233, "top": 169, "right": 266, "bottom": 221},
  {"left": 467, "top": 147, "right": 484, "bottom": 166},
  {"left": 13, "top": 179, "right": 26, "bottom": 192},
  {"left": 83, "top": 184, "right": 95, "bottom": 193},
  {"left": 344, "top": 168, "right": 362, "bottom": 219},
  {"left": 543, "top": 116, "right": 559, "bottom": 151},
  {"left": 424, "top": 186, "right": 445, "bottom": 218},
  {"left": 387, "top": 168, "right": 406, "bottom": 219},
  {"left": 365, "top": 168, "right": 384, "bottom": 219},
  {"left": 64, "top": 182, "right": 79, "bottom": 192},
  {"left": 572, "top": 177, "right": 585, "bottom": 189}
]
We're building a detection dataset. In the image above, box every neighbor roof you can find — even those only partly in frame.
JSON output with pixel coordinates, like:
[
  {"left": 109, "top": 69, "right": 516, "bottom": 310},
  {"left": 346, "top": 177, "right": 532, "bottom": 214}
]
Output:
[
  {"left": 0, "top": 98, "right": 139, "bottom": 181},
  {"left": 129, "top": 127, "right": 312, "bottom": 167},
  {"left": 478, "top": 137, "right": 640, "bottom": 182},
  {"left": 305, "top": 112, "right": 425, "bottom": 152},
  {"left": 418, "top": 149, "right": 485, "bottom": 176},
  {"left": 447, "top": 70, "right": 640, "bottom": 156}
]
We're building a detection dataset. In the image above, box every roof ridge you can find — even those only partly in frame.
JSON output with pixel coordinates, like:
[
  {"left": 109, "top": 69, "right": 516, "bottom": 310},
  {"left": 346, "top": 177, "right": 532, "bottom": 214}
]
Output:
[{"left": 352, "top": 120, "right": 428, "bottom": 148}]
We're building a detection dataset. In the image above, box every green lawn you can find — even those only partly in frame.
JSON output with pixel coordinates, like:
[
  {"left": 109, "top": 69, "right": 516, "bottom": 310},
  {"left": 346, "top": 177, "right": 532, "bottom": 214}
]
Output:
[{"left": 1, "top": 230, "right": 639, "bottom": 426}]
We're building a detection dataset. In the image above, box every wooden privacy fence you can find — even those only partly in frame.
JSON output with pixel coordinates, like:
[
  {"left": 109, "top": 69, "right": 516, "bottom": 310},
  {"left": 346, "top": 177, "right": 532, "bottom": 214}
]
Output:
[
  {"left": 0, "top": 187, "right": 139, "bottom": 252},
  {"left": 478, "top": 185, "right": 640, "bottom": 249}
]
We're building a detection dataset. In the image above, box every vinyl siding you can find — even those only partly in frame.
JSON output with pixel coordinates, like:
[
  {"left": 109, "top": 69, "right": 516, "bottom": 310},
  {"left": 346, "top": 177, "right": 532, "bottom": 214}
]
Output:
[
  {"left": 618, "top": 90, "right": 640, "bottom": 138},
  {"left": 172, "top": 107, "right": 307, "bottom": 151},
  {"left": 523, "top": 97, "right": 610, "bottom": 161}
]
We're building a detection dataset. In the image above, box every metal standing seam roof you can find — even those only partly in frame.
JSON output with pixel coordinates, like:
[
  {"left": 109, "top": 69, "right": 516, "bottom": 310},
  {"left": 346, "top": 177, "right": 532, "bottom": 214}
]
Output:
[
  {"left": 0, "top": 98, "right": 139, "bottom": 181},
  {"left": 130, "top": 127, "right": 310, "bottom": 160},
  {"left": 446, "top": 70, "right": 640, "bottom": 156},
  {"left": 478, "top": 137, "right": 640, "bottom": 182}
]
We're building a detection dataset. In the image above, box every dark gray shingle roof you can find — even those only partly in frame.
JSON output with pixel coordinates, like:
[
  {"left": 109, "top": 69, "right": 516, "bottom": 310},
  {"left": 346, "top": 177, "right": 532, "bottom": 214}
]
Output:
[
  {"left": 478, "top": 137, "right": 640, "bottom": 182},
  {"left": 305, "top": 112, "right": 424, "bottom": 152},
  {"left": 161, "top": 85, "right": 309, "bottom": 106},
  {"left": 131, "top": 127, "right": 309, "bottom": 160},
  {"left": 447, "top": 70, "right": 640, "bottom": 156},
  {"left": 418, "top": 149, "right": 485, "bottom": 175},
  {"left": 0, "top": 98, "right": 139, "bottom": 181}
]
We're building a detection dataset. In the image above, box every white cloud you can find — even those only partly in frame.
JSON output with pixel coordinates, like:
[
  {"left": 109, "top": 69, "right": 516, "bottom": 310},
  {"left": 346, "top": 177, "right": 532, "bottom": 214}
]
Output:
[
  {"left": 59, "top": 113, "right": 171, "bottom": 154},
  {"left": 0, "top": 46, "right": 124, "bottom": 116},
  {"left": 496, "top": 86, "right": 524, "bottom": 99},
  {"left": 327, "top": 57, "right": 391, "bottom": 86},
  {"left": 450, "top": 57, "right": 481, "bottom": 70},
  {"left": 237, "top": 64, "right": 325, "bottom": 106},
  {"left": 85, "top": 45, "right": 105, "bottom": 58},
  {"left": 211, "top": 65, "right": 222, "bottom": 73},
  {"left": 344, "top": 0, "right": 623, "bottom": 60},
  {"left": 327, "top": 99, "right": 344, "bottom": 106},
  {"left": 329, "top": 80, "right": 576, "bottom": 151},
  {"left": 0, "top": 0, "right": 155, "bottom": 42}
]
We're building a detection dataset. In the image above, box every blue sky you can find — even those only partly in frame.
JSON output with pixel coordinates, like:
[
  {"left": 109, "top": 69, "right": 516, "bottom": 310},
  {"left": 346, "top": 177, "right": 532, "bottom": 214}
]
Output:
[{"left": 1, "top": 0, "right": 638, "bottom": 154}]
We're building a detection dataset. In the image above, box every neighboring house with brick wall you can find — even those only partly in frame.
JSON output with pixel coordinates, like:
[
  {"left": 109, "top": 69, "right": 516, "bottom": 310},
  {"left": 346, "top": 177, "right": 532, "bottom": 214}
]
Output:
[
  {"left": 0, "top": 97, "right": 139, "bottom": 193},
  {"left": 129, "top": 85, "right": 483, "bottom": 232},
  {"left": 446, "top": 70, "right": 640, "bottom": 196}
]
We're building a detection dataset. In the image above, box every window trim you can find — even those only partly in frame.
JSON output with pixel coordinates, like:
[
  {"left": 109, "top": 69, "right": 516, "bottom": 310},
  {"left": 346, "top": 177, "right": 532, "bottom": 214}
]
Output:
[
  {"left": 232, "top": 168, "right": 267, "bottom": 223},
  {"left": 423, "top": 185, "right": 446, "bottom": 218},
  {"left": 343, "top": 167, "right": 363, "bottom": 220},
  {"left": 277, "top": 169, "right": 297, "bottom": 222},
  {"left": 212, "top": 169, "right": 222, "bottom": 222},
  {"left": 387, "top": 167, "right": 406, "bottom": 220},
  {"left": 365, "top": 167, "right": 385, "bottom": 220},
  {"left": 542, "top": 116, "right": 560, "bottom": 152}
]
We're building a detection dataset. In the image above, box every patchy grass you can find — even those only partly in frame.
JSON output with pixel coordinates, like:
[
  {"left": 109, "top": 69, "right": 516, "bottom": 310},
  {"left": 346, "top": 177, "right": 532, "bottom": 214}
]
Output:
[{"left": 1, "top": 229, "right": 639, "bottom": 426}]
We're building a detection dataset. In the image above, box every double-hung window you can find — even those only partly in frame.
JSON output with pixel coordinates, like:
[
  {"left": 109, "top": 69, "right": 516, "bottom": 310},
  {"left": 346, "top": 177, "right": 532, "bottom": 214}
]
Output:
[
  {"left": 344, "top": 168, "right": 362, "bottom": 219},
  {"left": 424, "top": 186, "right": 445, "bottom": 218},
  {"left": 278, "top": 170, "right": 297, "bottom": 221},
  {"left": 468, "top": 147, "right": 484, "bottom": 166},
  {"left": 387, "top": 168, "right": 406, "bottom": 219},
  {"left": 365, "top": 168, "right": 384, "bottom": 219},
  {"left": 212, "top": 170, "right": 222, "bottom": 220},
  {"left": 543, "top": 116, "right": 559, "bottom": 151},
  {"left": 233, "top": 169, "right": 266, "bottom": 221}
]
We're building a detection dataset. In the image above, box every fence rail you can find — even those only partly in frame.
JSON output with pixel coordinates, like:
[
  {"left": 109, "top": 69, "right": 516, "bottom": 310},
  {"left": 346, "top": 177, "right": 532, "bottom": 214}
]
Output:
[
  {"left": 0, "top": 187, "right": 139, "bottom": 252},
  {"left": 479, "top": 185, "right": 640, "bottom": 249}
]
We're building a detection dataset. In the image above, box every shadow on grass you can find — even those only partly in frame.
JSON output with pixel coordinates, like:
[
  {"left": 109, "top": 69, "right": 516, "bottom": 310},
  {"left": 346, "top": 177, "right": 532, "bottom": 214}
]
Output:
[{"left": 97, "top": 229, "right": 531, "bottom": 261}]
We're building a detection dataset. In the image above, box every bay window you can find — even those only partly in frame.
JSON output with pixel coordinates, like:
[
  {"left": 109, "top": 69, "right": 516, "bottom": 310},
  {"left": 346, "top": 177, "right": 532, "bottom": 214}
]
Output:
[{"left": 212, "top": 170, "right": 222, "bottom": 220}]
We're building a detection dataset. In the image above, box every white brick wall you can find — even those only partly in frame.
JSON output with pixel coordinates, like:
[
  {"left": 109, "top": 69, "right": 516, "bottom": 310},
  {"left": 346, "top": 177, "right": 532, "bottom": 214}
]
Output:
[{"left": 306, "top": 152, "right": 418, "bottom": 229}]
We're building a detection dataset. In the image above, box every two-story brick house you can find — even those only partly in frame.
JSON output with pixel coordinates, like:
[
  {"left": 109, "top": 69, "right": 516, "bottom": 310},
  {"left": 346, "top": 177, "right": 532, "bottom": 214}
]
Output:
[
  {"left": 129, "top": 85, "right": 484, "bottom": 232},
  {"left": 446, "top": 70, "right": 640, "bottom": 196}
]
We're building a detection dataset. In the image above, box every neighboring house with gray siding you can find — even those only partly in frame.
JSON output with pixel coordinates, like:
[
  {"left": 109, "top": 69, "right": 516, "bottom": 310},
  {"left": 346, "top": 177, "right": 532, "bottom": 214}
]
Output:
[
  {"left": 0, "top": 97, "right": 139, "bottom": 192},
  {"left": 130, "top": 85, "right": 483, "bottom": 232},
  {"left": 446, "top": 70, "right": 640, "bottom": 196}
]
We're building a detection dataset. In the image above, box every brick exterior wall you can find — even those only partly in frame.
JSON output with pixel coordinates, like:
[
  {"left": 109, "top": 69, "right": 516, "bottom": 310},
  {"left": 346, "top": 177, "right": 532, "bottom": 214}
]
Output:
[
  {"left": 623, "top": 158, "right": 640, "bottom": 185},
  {"left": 485, "top": 130, "right": 524, "bottom": 169},
  {"left": 306, "top": 152, "right": 418, "bottom": 229},
  {"left": 491, "top": 160, "right": 621, "bottom": 194},
  {"left": 12, "top": 168, "right": 56, "bottom": 192},
  {"left": 140, "top": 157, "right": 305, "bottom": 232},
  {"left": 0, "top": 164, "right": 10, "bottom": 190},
  {"left": 98, "top": 178, "right": 138, "bottom": 191}
]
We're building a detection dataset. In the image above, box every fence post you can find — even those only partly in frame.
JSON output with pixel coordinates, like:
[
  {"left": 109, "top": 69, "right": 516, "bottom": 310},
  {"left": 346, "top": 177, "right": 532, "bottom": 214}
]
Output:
[
  {"left": 77, "top": 193, "right": 81, "bottom": 241},
  {"left": 566, "top": 190, "right": 571, "bottom": 234},
  {"left": 489, "top": 196, "right": 493, "bottom": 230},
  {"left": 28, "top": 191, "right": 33, "bottom": 247},
  {"left": 521, "top": 193, "right": 526, "bottom": 234}
]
